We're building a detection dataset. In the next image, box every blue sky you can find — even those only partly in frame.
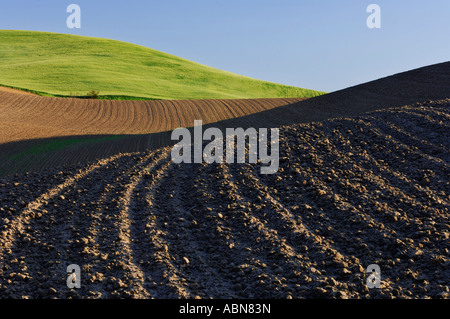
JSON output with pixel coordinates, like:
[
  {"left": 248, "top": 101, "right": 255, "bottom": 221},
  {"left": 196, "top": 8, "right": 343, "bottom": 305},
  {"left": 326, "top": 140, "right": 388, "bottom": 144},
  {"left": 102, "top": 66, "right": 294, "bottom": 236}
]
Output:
[{"left": 1, "top": 0, "right": 449, "bottom": 92}]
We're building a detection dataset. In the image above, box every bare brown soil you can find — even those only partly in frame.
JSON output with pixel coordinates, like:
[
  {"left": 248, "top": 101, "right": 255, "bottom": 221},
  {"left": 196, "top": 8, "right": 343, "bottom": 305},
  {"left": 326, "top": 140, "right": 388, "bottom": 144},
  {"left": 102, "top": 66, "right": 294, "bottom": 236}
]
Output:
[
  {"left": 0, "top": 62, "right": 449, "bottom": 299},
  {"left": 0, "top": 99, "right": 448, "bottom": 299},
  {"left": 1, "top": 62, "right": 450, "bottom": 175},
  {"left": 0, "top": 90, "right": 304, "bottom": 144}
]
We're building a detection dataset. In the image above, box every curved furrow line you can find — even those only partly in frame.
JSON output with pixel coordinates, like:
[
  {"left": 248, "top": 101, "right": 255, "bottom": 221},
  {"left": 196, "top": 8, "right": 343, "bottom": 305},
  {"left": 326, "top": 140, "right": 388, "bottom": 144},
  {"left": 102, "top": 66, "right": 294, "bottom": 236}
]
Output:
[
  {"left": 165, "top": 100, "right": 183, "bottom": 129},
  {"left": 219, "top": 99, "right": 239, "bottom": 121},
  {"left": 66, "top": 99, "right": 90, "bottom": 132},
  {"left": 285, "top": 128, "right": 408, "bottom": 228},
  {"left": 278, "top": 119, "right": 447, "bottom": 295},
  {"left": 76, "top": 99, "right": 104, "bottom": 132},
  {"left": 200, "top": 99, "right": 226, "bottom": 124},
  {"left": 0, "top": 91, "right": 21, "bottom": 108},
  {"left": 174, "top": 100, "right": 196, "bottom": 128},
  {"left": 152, "top": 100, "right": 169, "bottom": 132},
  {"left": 57, "top": 98, "right": 90, "bottom": 129},
  {"left": 14, "top": 96, "right": 48, "bottom": 120},
  {"left": 373, "top": 116, "right": 449, "bottom": 157},
  {"left": 93, "top": 99, "right": 115, "bottom": 131},
  {"left": 270, "top": 97, "right": 295, "bottom": 107},
  {"left": 403, "top": 109, "right": 450, "bottom": 129},
  {"left": 340, "top": 118, "right": 449, "bottom": 206},
  {"left": 131, "top": 101, "right": 144, "bottom": 132},
  {"left": 227, "top": 163, "right": 367, "bottom": 295},
  {"left": 0, "top": 152, "right": 141, "bottom": 297},
  {"left": 136, "top": 103, "right": 154, "bottom": 134},
  {"left": 4, "top": 151, "right": 168, "bottom": 298},
  {"left": 243, "top": 99, "right": 265, "bottom": 114},
  {"left": 161, "top": 100, "right": 174, "bottom": 132},
  {"left": 191, "top": 99, "right": 212, "bottom": 122},
  {"left": 234, "top": 99, "right": 255, "bottom": 117},
  {"left": 112, "top": 99, "right": 130, "bottom": 133},
  {"left": 283, "top": 98, "right": 304, "bottom": 106},
  {"left": 254, "top": 98, "right": 282, "bottom": 111},
  {"left": 363, "top": 116, "right": 449, "bottom": 192},
  {"left": 1, "top": 90, "right": 313, "bottom": 145},
  {"left": 322, "top": 117, "right": 448, "bottom": 208},
  {"left": 37, "top": 97, "right": 70, "bottom": 121},
  {"left": 0, "top": 167, "right": 82, "bottom": 226},
  {"left": 78, "top": 100, "right": 101, "bottom": 130},
  {"left": 249, "top": 98, "right": 275, "bottom": 113},
  {"left": 321, "top": 119, "right": 448, "bottom": 217},
  {"left": 5, "top": 95, "right": 39, "bottom": 115},
  {"left": 141, "top": 100, "right": 155, "bottom": 132},
  {"left": 104, "top": 100, "right": 123, "bottom": 133},
  {"left": 0, "top": 153, "right": 132, "bottom": 258},
  {"left": 150, "top": 161, "right": 246, "bottom": 298},
  {"left": 216, "top": 99, "right": 246, "bottom": 119},
  {"left": 190, "top": 100, "right": 211, "bottom": 123},
  {"left": 414, "top": 106, "right": 450, "bottom": 121},
  {"left": 285, "top": 122, "right": 446, "bottom": 245},
  {"left": 203, "top": 161, "right": 337, "bottom": 298},
  {"left": 211, "top": 99, "right": 234, "bottom": 122},
  {"left": 56, "top": 97, "right": 77, "bottom": 116},
  {"left": 39, "top": 98, "right": 74, "bottom": 126},
  {"left": 307, "top": 121, "right": 450, "bottom": 287},
  {"left": 88, "top": 100, "right": 116, "bottom": 132},
  {"left": 297, "top": 166, "right": 449, "bottom": 292},
  {"left": 190, "top": 163, "right": 301, "bottom": 298},
  {"left": 267, "top": 165, "right": 419, "bottom": 295},
  {"left": 371, "top": 108, "right": 450, "bottom": 149},
  {"left": 88, "top": 149, "right": 171, "bottom": 298},
  {"left": 273, "top": 155, "right": 416, "bottom": 270},
  {"left": 59, "top": 98, "right": 85, "bottom": 120},
  {"left": 179, "top": 100, "right": 204, "bottom": 126},
  {"left": 9, "top": 95, "right": 39, "bottom": 113},
  {"left": 250, "top": 98, "right": 288, "bottom": 113},
  {"left": 390, "top": 104, "right": 450, "bottom": 126},
  {"left": 373, "top": 108, "right": 450, "bottom": 137},
  {"left": 125, "top": 149, "right": 191, "bottom": 298},
  {"left": 145, "top": 101, "right": 159, "bottom": 132},
  {"left": 56, "top": 150, "right": 168, "bottom": 299},
  {"left": 192, "top": 162, "right": 282, "bottom": 298},
  {"left": 124, "top": 100, "right": 141, "bottom": 133}
]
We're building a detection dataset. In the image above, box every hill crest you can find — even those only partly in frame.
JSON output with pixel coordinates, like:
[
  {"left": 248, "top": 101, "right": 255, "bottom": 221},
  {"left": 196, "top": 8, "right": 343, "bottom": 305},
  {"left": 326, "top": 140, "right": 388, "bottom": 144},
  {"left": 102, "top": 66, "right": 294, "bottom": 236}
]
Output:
[{"left": 0, "top": 30, "right": 324, "bottom": 100}]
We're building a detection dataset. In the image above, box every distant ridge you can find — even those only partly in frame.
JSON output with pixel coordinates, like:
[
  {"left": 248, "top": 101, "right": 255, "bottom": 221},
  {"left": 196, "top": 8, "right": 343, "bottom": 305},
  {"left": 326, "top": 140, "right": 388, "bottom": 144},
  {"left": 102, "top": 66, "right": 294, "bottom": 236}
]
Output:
[{"left": 216, "top": 61, "right": 450, "bottom": 129}]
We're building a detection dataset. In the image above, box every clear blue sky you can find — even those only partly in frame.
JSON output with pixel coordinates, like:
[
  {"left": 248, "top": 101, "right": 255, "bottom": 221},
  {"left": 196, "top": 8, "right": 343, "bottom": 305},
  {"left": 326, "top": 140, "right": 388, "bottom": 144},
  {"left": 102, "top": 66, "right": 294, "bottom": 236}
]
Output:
[{"left": 1, "top": 0, "right": 449, "bottom": 92}]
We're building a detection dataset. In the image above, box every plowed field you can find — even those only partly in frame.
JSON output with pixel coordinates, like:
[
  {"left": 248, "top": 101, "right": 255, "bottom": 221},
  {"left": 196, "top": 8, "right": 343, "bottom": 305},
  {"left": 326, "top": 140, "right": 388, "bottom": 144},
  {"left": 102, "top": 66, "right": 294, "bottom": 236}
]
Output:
[
  {"left": 0, "top": 62, "right": 449, "bottom": 299},
  {"left": 0, "top": 87, "right": 304, "bottom": 144},
  {"left": 0, "top": 99, "right": 448, "bottom": 298},
  {"left": 2, "top": 62, "right": 450, "bottom": 175}
]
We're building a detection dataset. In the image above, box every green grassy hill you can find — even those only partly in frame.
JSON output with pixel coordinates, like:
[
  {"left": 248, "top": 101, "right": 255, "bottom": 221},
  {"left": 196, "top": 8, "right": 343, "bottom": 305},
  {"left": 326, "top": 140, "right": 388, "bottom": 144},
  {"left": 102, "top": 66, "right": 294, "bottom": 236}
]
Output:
[{"left": 0, "top": 30, "right": 325, "bottom": 100}]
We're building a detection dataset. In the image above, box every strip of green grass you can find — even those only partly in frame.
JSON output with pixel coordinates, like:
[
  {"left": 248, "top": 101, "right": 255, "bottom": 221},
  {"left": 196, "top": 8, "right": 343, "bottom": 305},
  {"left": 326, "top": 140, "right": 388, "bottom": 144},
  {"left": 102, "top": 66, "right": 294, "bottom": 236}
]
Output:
[
  {"left": 0, "top": 83, "right": 161, "bottom": 100},
  {"left": 0, "top": 136, "right": 125, "bottom": 175},
  {"left": 11, "top": 136, "right": 125, "bottom": 162},
  {"left": 0, "top": 30, "right": 326, "bottom": 100}
]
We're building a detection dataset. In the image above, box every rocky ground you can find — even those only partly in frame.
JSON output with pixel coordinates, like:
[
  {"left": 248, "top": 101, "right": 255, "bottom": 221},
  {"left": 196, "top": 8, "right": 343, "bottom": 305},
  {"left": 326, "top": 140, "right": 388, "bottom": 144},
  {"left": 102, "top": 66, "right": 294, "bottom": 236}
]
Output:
[{"left": 0, "top": 99, "right": 449, "bottom": 299}]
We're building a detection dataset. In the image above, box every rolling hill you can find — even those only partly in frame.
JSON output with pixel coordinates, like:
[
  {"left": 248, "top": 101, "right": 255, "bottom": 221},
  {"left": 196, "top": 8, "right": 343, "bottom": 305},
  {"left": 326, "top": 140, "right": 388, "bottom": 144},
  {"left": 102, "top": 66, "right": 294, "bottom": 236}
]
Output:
[{"left": 0, "top": 30, "right": 324, "bottom": 100}]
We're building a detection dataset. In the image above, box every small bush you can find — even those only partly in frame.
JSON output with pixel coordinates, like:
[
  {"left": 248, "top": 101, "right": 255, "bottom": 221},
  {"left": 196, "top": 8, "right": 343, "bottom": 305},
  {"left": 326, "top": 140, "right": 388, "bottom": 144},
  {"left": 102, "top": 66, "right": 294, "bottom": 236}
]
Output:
[{"left": 86, "top": 90, "right": 100, "bottom": 99}]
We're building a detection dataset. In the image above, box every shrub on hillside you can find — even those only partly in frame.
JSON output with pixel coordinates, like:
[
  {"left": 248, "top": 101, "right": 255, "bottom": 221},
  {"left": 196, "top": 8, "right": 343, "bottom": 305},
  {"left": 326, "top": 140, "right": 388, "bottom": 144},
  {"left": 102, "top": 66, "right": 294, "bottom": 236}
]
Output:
[{"left": 87, "top": 90, "right": 100, "bottom": 99}]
